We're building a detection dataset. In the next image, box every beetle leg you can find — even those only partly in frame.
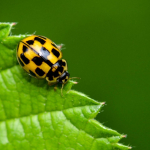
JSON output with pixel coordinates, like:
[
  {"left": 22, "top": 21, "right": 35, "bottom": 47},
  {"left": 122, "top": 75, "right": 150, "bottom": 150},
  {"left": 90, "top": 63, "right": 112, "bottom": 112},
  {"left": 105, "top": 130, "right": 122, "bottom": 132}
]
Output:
[
  {"left": 54, "top": 84, "right": 58, "bottom": 91},
  {"left": 61, "top": 84, "right": 64, "bottom": 96}
]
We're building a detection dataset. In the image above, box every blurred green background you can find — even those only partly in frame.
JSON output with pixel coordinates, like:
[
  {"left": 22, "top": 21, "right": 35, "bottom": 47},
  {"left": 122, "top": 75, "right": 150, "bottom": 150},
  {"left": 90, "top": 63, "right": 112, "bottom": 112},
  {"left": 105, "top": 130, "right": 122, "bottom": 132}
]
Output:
[{"left": 0, "top": 0, "right": 150, "bottom": 149}]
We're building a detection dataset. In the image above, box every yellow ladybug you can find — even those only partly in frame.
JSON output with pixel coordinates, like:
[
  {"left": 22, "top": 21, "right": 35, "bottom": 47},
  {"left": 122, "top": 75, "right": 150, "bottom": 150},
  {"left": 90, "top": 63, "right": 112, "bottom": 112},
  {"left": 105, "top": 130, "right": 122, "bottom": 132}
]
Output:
[{"left": 17, "top": 35, "right": 70, "bottom": 86}]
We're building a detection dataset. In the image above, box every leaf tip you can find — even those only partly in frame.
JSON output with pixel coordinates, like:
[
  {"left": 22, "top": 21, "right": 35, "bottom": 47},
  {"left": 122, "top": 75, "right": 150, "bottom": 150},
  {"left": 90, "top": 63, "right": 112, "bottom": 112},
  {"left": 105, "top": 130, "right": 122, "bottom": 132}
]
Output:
[
  {"left": 101, "top": 102, "right": 106, "bottom": 105},
  {"left": 12, "top": 22, "right": 17, "bottom": 26},
  {"left": 72, "top": 81, "right": 78, "bottom": 84},
  {"left": 63, "top": 80, "right": 77, "bottom": 92},
  {"left": 122, "top": 134, "right": 127, "bottom": 138},
  {"left": 128, "top": 146, "right": 132, "bottom": 149}
]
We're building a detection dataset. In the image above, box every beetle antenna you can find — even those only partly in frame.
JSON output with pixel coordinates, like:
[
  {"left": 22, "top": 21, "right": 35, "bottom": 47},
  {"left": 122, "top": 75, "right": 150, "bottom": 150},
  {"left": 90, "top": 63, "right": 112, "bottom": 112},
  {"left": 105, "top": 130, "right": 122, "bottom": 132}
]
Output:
[{"left": 69, "top": 77, "right": 81, "bottom": 80}]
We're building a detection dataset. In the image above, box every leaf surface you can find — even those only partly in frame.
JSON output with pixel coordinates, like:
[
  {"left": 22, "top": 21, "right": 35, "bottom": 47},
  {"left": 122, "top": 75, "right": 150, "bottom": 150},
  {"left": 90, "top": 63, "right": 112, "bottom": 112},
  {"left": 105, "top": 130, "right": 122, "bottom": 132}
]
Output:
[{"left": 0, "top": 22, "right": 131, "bottom": 150}]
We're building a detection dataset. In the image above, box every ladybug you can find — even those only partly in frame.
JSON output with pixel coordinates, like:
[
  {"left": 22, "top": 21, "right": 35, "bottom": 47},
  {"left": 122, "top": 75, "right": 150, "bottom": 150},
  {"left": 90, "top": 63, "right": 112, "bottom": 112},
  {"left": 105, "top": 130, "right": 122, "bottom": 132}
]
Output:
[{"left": 17, "top": 35, "right": 70, "bottom": 86}]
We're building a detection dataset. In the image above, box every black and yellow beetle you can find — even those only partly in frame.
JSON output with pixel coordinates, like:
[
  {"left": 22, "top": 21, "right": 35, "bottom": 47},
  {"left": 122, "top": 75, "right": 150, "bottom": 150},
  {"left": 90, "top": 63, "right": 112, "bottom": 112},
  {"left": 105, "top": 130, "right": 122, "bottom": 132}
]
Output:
[{"left": 17, "top": 35, "right": 70, "bottom": 86}]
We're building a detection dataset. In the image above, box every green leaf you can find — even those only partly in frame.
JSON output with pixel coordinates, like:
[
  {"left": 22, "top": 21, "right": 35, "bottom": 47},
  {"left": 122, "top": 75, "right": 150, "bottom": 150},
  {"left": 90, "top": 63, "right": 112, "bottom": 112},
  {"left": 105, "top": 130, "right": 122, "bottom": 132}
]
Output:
[{"left": 0, "top": 22, "right": 131, "bottom": 150}]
